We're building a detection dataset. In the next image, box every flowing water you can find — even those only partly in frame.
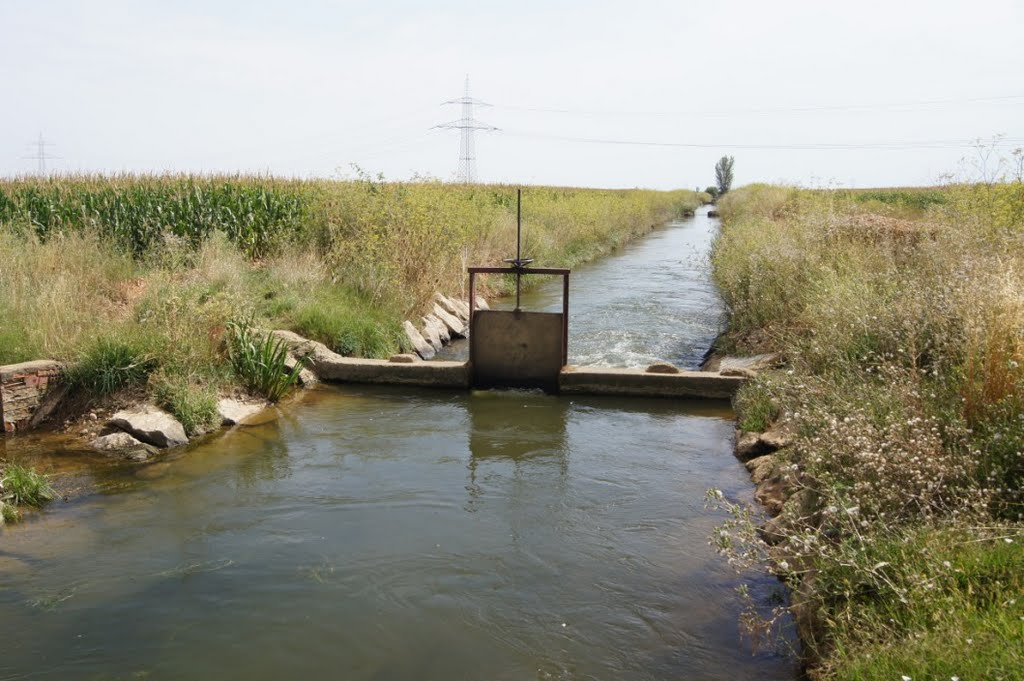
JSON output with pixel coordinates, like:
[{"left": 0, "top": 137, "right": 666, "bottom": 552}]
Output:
[
  {"left": 0, "top": 208, "right": 797, "bottom": 680},
  {"left": 439, "top": 206, "right": 725, "bottom": 368}
]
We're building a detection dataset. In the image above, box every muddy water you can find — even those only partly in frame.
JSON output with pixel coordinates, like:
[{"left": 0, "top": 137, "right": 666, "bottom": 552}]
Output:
[{"left": 0, "top": 208, "right": 796, "bottom": 680}]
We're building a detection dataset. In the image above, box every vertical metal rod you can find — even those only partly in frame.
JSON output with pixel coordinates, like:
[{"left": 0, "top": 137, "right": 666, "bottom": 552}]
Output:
[
  {"left": 562, "top": 272, "right": 570, "bottom": 366},
  {"left": 515, "top": 187, "right": 522, "bottom": 311}
]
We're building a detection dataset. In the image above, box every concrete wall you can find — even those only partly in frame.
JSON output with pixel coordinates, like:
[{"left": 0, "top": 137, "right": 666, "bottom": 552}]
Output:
[
  {"left": 1, "top": 360, "right": 65, "bottom": 432},
  {"left": 558, "top": 366, "right": 743, "bottom": 399},
  {"left": 470, "top": 310, "right": 565, "bottom": 391}
]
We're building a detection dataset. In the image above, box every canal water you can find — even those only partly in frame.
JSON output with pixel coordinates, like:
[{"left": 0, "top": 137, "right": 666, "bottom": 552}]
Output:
[
  {"left": 440, "top": 205, "right": 726, "bottom": 368},
  {"left": 0, "top": 208, "right": 797, "bottom": 680}
]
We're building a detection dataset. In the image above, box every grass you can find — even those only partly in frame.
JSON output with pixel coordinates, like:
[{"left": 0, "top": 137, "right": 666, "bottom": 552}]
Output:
[
  {"left": 710, "top": 178, "right": 1024, "bottom": 679},
  {"left": 1, "top": 462, "right": 56, "bottom": 523},
  {"left": 64, "top": 335, "right": 159, "bottom": 396},
  {"left": 151, "top": 372, "right": 221, "bottom": 436}
]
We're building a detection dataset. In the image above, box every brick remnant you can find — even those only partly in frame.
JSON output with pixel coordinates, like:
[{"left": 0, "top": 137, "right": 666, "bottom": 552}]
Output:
[{"left": 1, "top": 360, "right": 65, "bottom": 433}]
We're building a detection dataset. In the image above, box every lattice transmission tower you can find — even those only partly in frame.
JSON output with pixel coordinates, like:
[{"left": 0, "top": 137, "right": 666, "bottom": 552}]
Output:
[
  {"left": 23, "top": 132, "right": 59, "bottom": 175},
  {"left": 435, "top": 76, "right": 498, "bottom": 183}
]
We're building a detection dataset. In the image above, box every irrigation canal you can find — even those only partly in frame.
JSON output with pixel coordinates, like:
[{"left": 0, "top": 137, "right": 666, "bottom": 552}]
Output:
[{"left": 0, "top": 207, "right": 797, "bottom": 680}]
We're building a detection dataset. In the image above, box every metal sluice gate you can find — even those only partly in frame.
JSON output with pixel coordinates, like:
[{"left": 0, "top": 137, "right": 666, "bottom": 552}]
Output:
[{"left": 467, "top": 189, "right": 569, "bottom": 392}]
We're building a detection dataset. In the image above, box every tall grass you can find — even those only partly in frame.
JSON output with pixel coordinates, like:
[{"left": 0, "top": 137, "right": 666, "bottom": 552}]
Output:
[{"left": 710, "top": 180, "right": 1024, "bottom": 679}]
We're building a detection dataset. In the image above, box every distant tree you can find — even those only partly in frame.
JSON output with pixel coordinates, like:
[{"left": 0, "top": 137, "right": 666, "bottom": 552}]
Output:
[
  {"left": 704, "top": 186, "right": 720, "bottom": 199},
  {"left": 714, "top": 156, "right": 735, "bottom": 195}
]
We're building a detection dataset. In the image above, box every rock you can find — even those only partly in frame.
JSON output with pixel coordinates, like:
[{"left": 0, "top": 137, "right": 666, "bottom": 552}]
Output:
[
  {"left": 284, "top": 354, "right": 318, "bottom": 386},
  {"left": 761, "top": 428, "right": 794, "bottom": 451},
  {"left": 432, "top": 303, "right": 466, "bottom": 338},
  {"left": 758, "top": 488, "right": 819, "bottom": 546},
  {"left": 754, "top": 475, "right": 789, "bottom": 516},
  {"left": 401, "top": 321, "right": 435, "bottom": 360},
  {"left": 91, "top": 432, "right": 144, "bottom": 451},
  {"left": 420, "top": 317, "right": 444, "bottom": 352},
  {"left": 388, "top": 354, "right": 420, "bottom": 364},
  {"left": 217, "top": 398, "right": 271, "bottom": 426},
  {"left": 718, "top": 353, "right": 781, "bottom": 378},
  {"left": 90, "top": 432, "right": 159, "bottom": 461},
  {"left": 474, "top": 295, "right": 490, "bottom": 311},
  {"left": 708, "top": 210, "right": 720, "bottom": 218},
  {"left": 735, "top": 430, "right": 770, "bottom": 461},
  {"left": 758, "top": 514, "right": 789, "bottom": 546},
  {"left": 452, "top": 298, "right": 472, "bottom": 321},
  {"left": 744, "top": 454, "right": 777, "bottom": 484},
  {"left": 424, "top": 314, "right": 450, "bottom": 345},
  {"left": 272, "top": 330, "right": 346, "bottom": 377},
  {"left": 645, "top": 362, "right": 680, "bottom": 374},
  {"left": 109, "top": 406, "right": 188, "bottom": 448},
  {"left": 434, "top": 293, "right": 470, "bottom": 324}
]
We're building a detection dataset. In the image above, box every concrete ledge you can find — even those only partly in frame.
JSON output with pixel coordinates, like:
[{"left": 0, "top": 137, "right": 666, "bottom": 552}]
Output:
[
  {"left": 313, "top": 357, "right": 470, "bottom": 388},
  {"left": 558, "top": 365, "right": 744, "bottom": 399}
]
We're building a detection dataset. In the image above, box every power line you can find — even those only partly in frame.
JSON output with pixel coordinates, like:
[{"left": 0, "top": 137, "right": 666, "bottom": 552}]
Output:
[
  {"left": 434, "top": 75, "right": 498, "bottom": 183},
  {"left": 500, "top": 130, "right": 1024, "bottom": 151},
  {"left": 22, "top": 132, "right": 59, "bottom": 174},
  {"left": 493, "top": 93, "right": 1024, "bottom": 119}
]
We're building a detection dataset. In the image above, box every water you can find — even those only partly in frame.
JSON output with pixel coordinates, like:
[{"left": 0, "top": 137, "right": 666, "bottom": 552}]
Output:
[
  {"left": 0, "top": 208, "right": 797, "bottom": 680},
  {"left": 440, "top": 207, "right": 725, "bottom": 368}
]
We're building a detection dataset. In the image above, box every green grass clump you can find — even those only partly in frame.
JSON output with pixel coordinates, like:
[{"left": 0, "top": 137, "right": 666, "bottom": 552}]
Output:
[
  {"left": 227, "top": 318, "right": 308, "bottom": 402},
  {"left": 289, "top": 287, "right": 406, "bottom": 358},
  {"left": 152, "top": 373, "right": 221, "bottom": 436},
  {"left": 65, "top": 336, "right": 158, "bottom": 396},
  {"left": 1, "top": 462, "right": 56, "bottom": 509}
]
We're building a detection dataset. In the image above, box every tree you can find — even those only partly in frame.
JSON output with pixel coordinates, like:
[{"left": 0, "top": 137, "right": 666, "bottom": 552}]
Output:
[
  {"left": 714, "top": 156, "right": 735, "bottom": 195},
  {"left": 704, "top": 186, "right": 720, "bottom": 199}
]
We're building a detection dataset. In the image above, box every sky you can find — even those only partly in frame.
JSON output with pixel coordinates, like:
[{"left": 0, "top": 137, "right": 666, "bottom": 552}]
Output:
[{"left": 1, "top": 0, "right": 1022, "bottom": 189}]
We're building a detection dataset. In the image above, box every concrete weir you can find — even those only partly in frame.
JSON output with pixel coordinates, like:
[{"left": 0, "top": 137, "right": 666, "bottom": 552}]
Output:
[
  {"left": 559, "top": 365, "right": 743, "bottom": 399},
  {"left": 302, "top": 357, "right": 741, "bottom": 399},
  {"left": 273, "top": 332, "right": 743, "bottom": 399}
]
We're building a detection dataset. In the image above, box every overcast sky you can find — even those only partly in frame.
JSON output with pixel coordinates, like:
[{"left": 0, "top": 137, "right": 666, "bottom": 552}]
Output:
[{"left": 2, "top": 0, "right": 1022, "bottom": 188}]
